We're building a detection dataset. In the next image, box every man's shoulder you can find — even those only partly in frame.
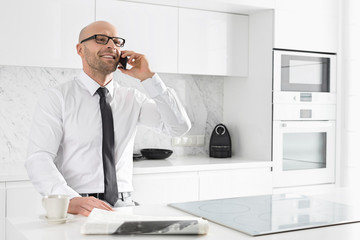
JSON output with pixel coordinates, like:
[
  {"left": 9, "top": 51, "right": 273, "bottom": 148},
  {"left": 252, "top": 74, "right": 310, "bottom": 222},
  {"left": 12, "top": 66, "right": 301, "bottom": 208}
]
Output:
[
  {"left": 53, "top": 78, "right": 78, "bottom": 91},
  {"left": 40, "top": 79, "right": 79, "bottom": 104},
  {"left": 49, "top": 78, "right": 84, "bottom": 96}
]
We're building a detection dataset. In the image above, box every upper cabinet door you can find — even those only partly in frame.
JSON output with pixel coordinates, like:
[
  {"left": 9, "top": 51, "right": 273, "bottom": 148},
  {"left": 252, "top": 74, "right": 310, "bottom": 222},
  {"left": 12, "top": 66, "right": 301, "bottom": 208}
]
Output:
[
  {"left": 124, "top": 0, "right": 275, "bottom": 14},
  {"left": 0, "top": 0, "right": 94, "bottom": 68},
  {"left": 274, "top": 0, "right": 339, "bottom": 52},
  {"left": 178, "top": 8, "right": 249, "bottom": 76},
  {"left": 96, "top": 0, "right": 178, "bottom": 73}
]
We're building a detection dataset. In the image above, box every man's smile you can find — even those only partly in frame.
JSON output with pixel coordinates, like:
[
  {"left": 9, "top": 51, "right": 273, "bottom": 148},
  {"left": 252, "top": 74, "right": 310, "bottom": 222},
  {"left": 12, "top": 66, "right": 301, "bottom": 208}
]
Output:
[{"left": 100, "top": 54, "right": 116, "bottom": 60}]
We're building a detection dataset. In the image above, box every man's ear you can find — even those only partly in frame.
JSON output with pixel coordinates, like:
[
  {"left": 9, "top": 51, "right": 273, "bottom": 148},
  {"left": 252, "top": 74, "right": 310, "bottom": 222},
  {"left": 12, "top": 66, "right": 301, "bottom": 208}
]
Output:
[{"left": 76, "top": 43, "right": 83, "bottom": 56}]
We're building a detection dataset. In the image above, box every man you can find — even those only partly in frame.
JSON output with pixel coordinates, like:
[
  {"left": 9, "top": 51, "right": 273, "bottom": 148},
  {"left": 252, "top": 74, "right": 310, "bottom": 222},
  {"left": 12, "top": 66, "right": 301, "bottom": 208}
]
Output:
[{"left": 25, "top": 21, "right": 191, "bottom": 216}]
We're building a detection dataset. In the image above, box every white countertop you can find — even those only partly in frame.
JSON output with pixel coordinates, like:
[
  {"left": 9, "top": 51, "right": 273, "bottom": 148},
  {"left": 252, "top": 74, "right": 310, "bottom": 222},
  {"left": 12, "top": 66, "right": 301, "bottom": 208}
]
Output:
[
  {"left": 133, "top": 156, "right": 272, "bottom": 174},
  {"left": 0, "top": 156, "right": 272, "bottom": 182},
  {"left": 6, "top": 188, "right": 360, "bottom": 240}
]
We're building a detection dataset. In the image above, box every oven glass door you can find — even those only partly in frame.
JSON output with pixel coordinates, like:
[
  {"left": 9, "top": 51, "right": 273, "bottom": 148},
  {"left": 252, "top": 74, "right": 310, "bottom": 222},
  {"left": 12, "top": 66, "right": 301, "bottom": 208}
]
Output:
[
  {"left": 283, "top": 132, "right": 326, "bottom": 171},
  {"left": 273, "top": 120, "right": 335, "bottom": 187}
]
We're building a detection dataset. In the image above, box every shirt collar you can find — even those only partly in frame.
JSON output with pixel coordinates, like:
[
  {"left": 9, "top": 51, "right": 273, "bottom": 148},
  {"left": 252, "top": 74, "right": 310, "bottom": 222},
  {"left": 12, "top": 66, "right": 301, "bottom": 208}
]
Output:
[{"left": 78, "top": 70, "right": 114, "bottom": 98}]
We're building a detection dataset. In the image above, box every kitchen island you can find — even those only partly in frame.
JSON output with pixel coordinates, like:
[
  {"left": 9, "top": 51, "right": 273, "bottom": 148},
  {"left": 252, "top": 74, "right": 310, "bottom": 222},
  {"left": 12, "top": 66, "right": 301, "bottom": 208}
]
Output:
[
  {"left": 6, "top": 188, "right": 360, "bottom": 240},
  {"left": 1, "top": 156, "right": 273, "bottom": 240}
]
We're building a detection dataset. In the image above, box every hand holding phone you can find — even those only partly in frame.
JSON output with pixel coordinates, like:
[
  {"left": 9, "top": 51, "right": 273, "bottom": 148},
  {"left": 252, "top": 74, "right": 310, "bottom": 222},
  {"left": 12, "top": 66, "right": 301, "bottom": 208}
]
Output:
[
  {"left": 118, "top": 50, "right": 154, "bottom": 81},
  {"left": 118, "top": 53, "right": 128, "bottom": 69}
]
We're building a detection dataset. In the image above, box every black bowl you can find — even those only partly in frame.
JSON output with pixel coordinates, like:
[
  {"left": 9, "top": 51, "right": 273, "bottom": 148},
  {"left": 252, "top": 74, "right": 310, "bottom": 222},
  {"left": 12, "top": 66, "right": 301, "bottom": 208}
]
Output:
[
  {"left": 140, "top": 148, "right": 173, "bottom": 160},
  {"left": 133, "top": 153, "right": 145, "bottom": 161}
]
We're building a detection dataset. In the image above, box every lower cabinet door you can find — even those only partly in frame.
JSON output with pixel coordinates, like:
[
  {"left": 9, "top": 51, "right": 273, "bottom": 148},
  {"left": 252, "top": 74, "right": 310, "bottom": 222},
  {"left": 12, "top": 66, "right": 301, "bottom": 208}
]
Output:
[
  {"left": 6, "top": 181, "right": 43, "bottom": 218},
  {"left": 132, "top": 172, "right": 199, "bottom": 204},
  {"left": 1, "top": 183, "right": 5, "bottom": 240},
  {"left": 199, "top": 168, "right": 273, "bottom": 200}
]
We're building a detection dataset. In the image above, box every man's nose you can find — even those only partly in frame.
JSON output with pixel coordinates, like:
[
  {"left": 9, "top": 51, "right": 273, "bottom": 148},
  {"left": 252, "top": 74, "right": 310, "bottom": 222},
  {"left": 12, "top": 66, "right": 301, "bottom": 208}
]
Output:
[{"left": 106, "top": 39, "right": 117, "bottom": 48}]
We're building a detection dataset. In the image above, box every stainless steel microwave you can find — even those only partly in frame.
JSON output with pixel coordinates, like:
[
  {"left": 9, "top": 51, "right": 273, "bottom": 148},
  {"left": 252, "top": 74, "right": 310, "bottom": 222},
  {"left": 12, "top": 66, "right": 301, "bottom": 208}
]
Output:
[{"left": 273, "top": 50, "right": 337, "bottom": 105}]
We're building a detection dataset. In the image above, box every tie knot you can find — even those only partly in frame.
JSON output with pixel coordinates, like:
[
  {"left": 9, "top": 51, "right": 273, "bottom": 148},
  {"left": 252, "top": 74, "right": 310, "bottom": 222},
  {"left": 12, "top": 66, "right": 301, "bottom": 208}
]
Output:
[{"left": 97, "top": 87, "right": 108, "bottom": 98}]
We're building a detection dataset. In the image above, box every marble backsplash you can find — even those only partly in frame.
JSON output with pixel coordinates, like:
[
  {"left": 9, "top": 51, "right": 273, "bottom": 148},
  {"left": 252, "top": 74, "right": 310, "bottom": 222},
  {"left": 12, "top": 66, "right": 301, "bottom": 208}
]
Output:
[{"left": 0, "top": 65, "right": 224, "bottom": 163}]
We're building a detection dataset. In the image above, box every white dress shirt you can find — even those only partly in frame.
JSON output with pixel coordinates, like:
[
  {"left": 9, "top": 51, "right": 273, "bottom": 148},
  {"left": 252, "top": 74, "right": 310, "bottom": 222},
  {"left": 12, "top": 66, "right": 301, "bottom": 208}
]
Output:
[{"left": 25, "top": 71, "right": 191, "bottom": 199}]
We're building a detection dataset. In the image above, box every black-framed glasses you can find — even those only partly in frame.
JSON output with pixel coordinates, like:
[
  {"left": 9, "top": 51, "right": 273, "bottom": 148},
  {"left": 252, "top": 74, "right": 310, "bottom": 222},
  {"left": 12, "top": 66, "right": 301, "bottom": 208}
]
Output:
[{"left": 80, "top": 34, "right": 125, "bottom": 47}]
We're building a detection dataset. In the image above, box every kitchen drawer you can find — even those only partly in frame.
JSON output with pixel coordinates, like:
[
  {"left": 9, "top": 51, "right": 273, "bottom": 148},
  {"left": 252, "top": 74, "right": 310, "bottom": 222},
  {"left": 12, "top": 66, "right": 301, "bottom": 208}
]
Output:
[
  {"left": 199, "top": 168, "right": 272, "bottom": 200},
  {"left": 273, "top": 104, "right": 336, "bottom": 120},
  {"left": 132, "top": 172, "right": 199, "bottom": 204},
  {"left": 273, "top": 92, "right": 337, "bottom": 105},
  {"left": 6, "top": 181, "right": 43, "bottom": 218}
]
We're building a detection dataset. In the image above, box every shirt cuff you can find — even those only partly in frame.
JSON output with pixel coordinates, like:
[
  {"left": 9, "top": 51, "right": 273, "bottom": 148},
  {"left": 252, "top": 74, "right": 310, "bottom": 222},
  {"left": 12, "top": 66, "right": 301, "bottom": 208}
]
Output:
[{"left": 141, "top": 73, "right": 167, "bottom": 98}]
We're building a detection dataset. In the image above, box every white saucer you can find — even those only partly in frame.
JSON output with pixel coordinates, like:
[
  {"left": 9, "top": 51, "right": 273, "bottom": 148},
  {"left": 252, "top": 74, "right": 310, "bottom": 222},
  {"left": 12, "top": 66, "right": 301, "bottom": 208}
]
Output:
[{"left": 39, "top": 214, "right": 74, "bottom": 224}]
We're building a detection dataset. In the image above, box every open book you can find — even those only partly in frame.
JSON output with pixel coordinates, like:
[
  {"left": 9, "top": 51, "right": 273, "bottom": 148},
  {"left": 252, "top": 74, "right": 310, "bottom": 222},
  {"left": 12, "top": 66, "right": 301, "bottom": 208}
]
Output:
[{"left": 81, "top": 208, "right": 209, "bottom": 235}]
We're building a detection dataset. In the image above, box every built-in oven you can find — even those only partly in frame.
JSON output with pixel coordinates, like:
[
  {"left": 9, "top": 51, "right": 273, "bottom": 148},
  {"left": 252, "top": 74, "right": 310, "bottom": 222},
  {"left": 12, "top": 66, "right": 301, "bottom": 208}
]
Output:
[
  {"left": 272, "top": 49, "right": 337, "bottom": 188},
  {"left": 273, "top": 49, "right": 337, "bottom": 105},
  {"left": 272, "top": 120, "right": 336, "bottom": 187}
]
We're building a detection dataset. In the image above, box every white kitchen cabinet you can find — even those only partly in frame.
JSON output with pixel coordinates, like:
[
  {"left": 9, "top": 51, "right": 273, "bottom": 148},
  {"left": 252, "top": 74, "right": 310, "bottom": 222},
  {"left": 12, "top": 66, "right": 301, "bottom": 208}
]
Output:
[
  {"left": 132, "top": 172, "right": 199, "bottom": 204},
  {"left": 198, "top": 168, "right": 272, "bottom": 200},
  {"left": 224, "top": 11, "right": 273, "bottom": 160},
  {"left": 0, "top": 0, "right": 94, "bottom": 68},
  {"left": 274, "top": 0, "right": 339, "bottom": 52},
  {"left": 6, "top": 181, "right": 43, "bottom": 218},
  {"left": 0, "top": 183, "right": 5, "bottom": 240},
  {"left": 178, "top": 8, "right": 249, "bottom": 76},
  {"left": 96, "top": 0, "right": 178, "bottom": 73},
  {"left": 124, "top": 0, "right": 275, "bottom": 14}
]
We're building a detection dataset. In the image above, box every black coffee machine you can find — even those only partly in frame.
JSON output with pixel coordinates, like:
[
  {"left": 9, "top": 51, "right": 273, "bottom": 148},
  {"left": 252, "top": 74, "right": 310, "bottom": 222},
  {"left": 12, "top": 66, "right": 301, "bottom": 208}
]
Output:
[{"left": 209, "top": 123, "right": 232, "bottom": 158}]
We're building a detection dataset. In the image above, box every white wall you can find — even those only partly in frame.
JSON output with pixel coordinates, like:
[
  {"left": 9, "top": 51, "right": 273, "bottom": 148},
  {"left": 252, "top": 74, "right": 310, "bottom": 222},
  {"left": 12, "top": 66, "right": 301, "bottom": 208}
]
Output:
[{"left": 341, "top": 0, "right": 360, "bottom": 187}]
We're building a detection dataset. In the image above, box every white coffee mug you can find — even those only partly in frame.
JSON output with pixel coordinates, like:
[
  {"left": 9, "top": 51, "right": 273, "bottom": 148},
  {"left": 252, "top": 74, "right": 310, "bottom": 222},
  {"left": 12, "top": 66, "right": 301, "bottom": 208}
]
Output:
[{"left": 42, "top": 195, "right": 70, "bottom": 219}]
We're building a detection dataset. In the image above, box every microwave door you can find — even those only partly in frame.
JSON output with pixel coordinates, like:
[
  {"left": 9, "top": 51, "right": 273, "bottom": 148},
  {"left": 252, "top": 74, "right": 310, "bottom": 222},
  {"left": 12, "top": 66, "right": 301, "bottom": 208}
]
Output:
[
  {"left": 281, "top": 55, "right": 330, "bottom": 92},
  {"left": 273, "top": 50, "right": 336, "bottom": 94}
]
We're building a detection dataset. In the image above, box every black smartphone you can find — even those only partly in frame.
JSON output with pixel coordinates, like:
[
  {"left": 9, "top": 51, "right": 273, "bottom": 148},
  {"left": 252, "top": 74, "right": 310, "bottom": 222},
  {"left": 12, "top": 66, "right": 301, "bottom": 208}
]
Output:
[{"left": 119, "top": 54, "right": 128, "bottom": 69}]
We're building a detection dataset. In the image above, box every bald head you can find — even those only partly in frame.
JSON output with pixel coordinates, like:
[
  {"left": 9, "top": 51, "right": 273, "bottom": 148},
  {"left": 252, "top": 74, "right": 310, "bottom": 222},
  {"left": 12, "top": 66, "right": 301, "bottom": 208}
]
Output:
[{"left": 78, "top": 21, "right": 119, "bottom": 43}]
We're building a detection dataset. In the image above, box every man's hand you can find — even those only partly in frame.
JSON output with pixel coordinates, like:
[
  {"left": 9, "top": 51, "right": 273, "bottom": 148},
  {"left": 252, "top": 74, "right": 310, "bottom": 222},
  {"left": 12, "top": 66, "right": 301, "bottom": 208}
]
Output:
[
  {"left": 67, "top": 197, "right": 113, "bottom": 217},
  {"left": 118, "top": 50, "right": 155, "bottom": 81}
]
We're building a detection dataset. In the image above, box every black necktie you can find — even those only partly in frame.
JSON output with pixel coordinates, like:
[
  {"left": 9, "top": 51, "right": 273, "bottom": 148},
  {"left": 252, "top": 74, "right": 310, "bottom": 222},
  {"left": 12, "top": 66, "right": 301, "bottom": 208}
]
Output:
[{"left": 96, "top": 87, "right": 118, "bottom": 206}]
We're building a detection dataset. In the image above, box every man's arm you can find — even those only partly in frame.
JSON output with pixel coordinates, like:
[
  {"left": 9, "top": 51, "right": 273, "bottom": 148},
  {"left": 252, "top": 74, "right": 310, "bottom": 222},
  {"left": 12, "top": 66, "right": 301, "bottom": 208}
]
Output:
[
  {"left": 26, "top": 89, "right": 78, "bottom": 197},
  {"left": 139, "top": 76, "right": 191, "bottom": 136},
  {"left": 25, "top": 89, "right": 112, "bottom": 216},
  {"left": 119, "top": 51, "right": 191, "bottom": 135}
]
